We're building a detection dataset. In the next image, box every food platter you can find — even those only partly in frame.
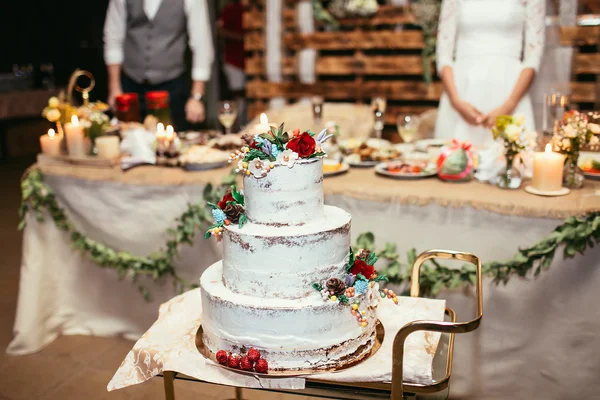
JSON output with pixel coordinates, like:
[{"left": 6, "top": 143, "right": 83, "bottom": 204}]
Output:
[
  {"left": 375, "top": 162, "right": 438, "bottom": 180},
  {"left": 323, "top": 160, "right": 350, "bottom": 177},
  {"left": 195, "top": 321, "right": 385, "bottom": 377},
  {"left": 415, "top": 138, "right": 450, "bottom": 153},
  {"left": 179, "top": 145, "right": 231, "bottom": 171}
]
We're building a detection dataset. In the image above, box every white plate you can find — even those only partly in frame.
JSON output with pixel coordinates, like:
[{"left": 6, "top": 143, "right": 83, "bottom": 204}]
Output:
[
  {"left": 584, "top": 172, "right": 600, "bottom": 180},
  {"left": 415, "top": 139, "right": 450, "bottom": 153},
  {"left": 375, "top": 162, "right": 438, "bottom": 180},
  {"left": 183, "top": 160, "right": 229, "bottom": 171},
  {"left": 393, "top": 143, "right": 416, "bottom": 154},
  {"left": 346, "top": 159, "right": 380, "bottom": 168},
  {"left": 323, "top": 162, "right": 350, "bottom": 177},
  {"left": 524, "top": 185, "right": 570, "bottom": 197}
]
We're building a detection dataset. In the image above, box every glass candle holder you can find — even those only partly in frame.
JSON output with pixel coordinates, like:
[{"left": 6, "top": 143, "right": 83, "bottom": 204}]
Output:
[
  {"left": 115, "top": 93, "right": 141, "bottom": 122},
  {"left": 145, "top": 91, "right": 172, "bottom": 126}
]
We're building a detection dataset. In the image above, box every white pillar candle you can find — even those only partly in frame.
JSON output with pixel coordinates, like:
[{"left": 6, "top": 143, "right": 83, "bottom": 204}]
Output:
[
  {"left": 532, "top": 144, "right": 566, "bottom": 192},
  {"left": 64, "top": 115, "right": 86, "bottom": 157},
  {"left": 95, "top": 136, "right": 121, "bottom": 159},
  {"left": 40, "top": 129, "right": 62, "bottom": 156}
]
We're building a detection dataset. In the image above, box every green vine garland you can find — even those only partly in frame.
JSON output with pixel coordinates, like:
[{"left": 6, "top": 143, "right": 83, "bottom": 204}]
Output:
[
  {"left": 18, "top": 168, "right": 600, "bottom": 301},
  {"left": 18, "top": 168, "right": 236, "bottom": 301}
]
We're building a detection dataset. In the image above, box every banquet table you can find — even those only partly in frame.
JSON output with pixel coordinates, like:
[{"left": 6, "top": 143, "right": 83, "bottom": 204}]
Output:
[{"left": 8, "top": 163, "right": 600, "bottom": 400}]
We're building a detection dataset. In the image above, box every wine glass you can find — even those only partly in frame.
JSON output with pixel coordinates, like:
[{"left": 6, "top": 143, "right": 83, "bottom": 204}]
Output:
[
  {"left": 218, "top": 101, "right": 238, "bottom": 134},
  {"left": 397, "top": 114, "right": 419, "bottom": 144}
]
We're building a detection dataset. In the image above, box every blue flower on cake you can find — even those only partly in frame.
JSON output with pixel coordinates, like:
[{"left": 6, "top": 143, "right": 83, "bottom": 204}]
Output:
[
  {"left": 277, "top": 149, "right": 299, "bottom": 168},
  {"left": 353, "top": 279, "right": 368, "bottom": 295},
  {"left": 212, "top": 208, "right": 227, "bottom": 224}
]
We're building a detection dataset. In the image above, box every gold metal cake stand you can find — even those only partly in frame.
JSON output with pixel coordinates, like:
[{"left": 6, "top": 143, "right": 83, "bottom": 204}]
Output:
[{"left": 161, "top": 249, "right": 483, "bottom": 400}]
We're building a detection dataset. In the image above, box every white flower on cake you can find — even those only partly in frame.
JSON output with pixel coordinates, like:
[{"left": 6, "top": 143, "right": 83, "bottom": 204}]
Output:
[
  {"left": 277, "top": 149, "right": 299, "bottom": 168},
  {"left": 513, "top": 113, "right": 526, "bottom": 126},
  {"left": 504, "top": 124, "right": 521, "bottom": 141},
  {"left": 248, "top": 158, "right": 270, "bottom": 178},
  {"left": 366, "top": 282, "right": 380, "bottom": 308}
]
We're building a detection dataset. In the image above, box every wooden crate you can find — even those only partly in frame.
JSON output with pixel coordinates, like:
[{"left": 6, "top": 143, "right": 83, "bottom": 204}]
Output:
[{"left": 245, "top": 3, "right": 600, "bottom": 124}]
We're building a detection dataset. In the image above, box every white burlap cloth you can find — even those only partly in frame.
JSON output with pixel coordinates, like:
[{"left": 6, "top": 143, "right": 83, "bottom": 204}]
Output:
[{"left": 107, "top": 289, "right": 445, "bottom": 391}]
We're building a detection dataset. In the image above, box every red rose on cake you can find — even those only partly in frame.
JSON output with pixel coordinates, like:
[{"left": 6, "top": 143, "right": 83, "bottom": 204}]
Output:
[
  {"left": 218, "top": 190, "right": 235, "bottom": 209},
  {"left": 286, "top": 132, "right": 316, "bottom": 158},
  {"left": 350, "top": 259, "right": 376, "bottom": 278}
]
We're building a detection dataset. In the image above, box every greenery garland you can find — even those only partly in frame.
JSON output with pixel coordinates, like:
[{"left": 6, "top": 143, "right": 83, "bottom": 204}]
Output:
[
  {"left": 18, "top": 168, "right": 236, "bottom": 301},
  {"left": 359, "top": 212, "right": 600, "bottom": 297},
  {"left": 18, "top": 168, "right": 600, "bottom": 301}
]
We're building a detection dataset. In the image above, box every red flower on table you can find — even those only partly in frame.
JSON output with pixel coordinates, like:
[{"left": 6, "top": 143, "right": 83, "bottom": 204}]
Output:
[
  {"left": 351, "top": 259, "right": 376, "bottom": 278},
  {"left": 218, "top": 191, "right": 235, "bottom": 210},
  {"left": 286, "top": 132, "right": 316, "bottom": 158}
]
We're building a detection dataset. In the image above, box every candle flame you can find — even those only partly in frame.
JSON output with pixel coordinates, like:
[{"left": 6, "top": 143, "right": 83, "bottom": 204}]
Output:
[
  {"left": 166, "top": 125, "right": 174, "bottom": 139},
  {"left": 545, "top": 143, "right": 553, "bottom": 153},
  {"left": 259, "top": 113, "right": 268, "bottom": 125},
  {"left": 71, "top": 115, "right": 79, "bottom": 126},
  {"left": 48, "top": 129, "right": 55, "bottom": 138}
]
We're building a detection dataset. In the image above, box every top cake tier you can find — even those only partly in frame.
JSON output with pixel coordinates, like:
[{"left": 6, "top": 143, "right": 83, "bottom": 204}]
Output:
[{"left": 243, "top": 158, "right": 324, "bottom": 226}]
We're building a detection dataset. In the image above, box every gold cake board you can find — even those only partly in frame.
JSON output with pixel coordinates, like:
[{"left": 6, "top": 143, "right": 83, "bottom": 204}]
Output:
[{"left": 195, "top": 320, "right": 385, "bottom": 377}]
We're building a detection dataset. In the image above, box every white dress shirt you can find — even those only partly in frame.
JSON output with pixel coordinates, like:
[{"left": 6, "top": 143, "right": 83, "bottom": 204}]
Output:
[{"left": 104, "top": 0, "right": 214, "bottom": 81}]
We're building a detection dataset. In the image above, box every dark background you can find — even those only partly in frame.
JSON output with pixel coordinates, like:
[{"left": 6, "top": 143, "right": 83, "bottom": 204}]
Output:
[{"left": 0, "top": 1, "right": 111, "bottom": 101}]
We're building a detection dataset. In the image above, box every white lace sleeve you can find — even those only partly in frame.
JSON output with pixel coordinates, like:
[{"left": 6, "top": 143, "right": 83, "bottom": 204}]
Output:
[
  {"left": 436, "top": 0, "right": 458, "bottom": 74},
  {"left": 522, "top": 0, "right": 546, "bottom": 71}
]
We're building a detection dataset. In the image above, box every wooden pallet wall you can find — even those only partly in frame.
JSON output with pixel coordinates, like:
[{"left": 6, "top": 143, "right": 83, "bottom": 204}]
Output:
[{"left": 244, "top": 2, "right": 600, "bottom": 123}]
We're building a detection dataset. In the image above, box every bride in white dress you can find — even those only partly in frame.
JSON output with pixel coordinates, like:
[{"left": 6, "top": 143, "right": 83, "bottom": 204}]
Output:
[{"left": 434, "top": 0, "right": 546, "bottom": 148}]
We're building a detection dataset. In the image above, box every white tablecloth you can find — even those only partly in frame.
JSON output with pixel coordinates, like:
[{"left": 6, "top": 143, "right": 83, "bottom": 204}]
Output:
[{"left": 7, "top": 168, "right": 600, "bottom": 399}]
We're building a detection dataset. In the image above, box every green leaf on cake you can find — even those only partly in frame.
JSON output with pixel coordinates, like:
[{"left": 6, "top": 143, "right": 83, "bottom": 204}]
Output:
[
  {"left": 374, "top": 274, "right": 389, "bottom": 283},
  {"left": 338, "top": 295, "right": 349, "bottom": 304},
  {"left": 206, "top": 202, "right": 219, "bottom": 210},
  {"left": 355, "top": 273, "right": 368, "bottom": 282},
  {"left": 312, "top": 282, "right": 323, "bottom": 292},
  {"left": 367, "top": 251, "right": 378, "bottom": 266},
  {"left": 231, "top": 185, "right": 244, "bottom": 205},
  {"left": 243, "top": 149, "right": 269, "bottom": 162},
  {"left": 345, "top": 247, "right": 355, "bottom": 273},
  {"left": 239, "top": 214, "right": 248, "bottom": 228},
  {"left": 203, "top": 231, "right": 212, "bottom": 240},
  {"left": 308, "top": 151, "right": 326, "bottom": 159}
]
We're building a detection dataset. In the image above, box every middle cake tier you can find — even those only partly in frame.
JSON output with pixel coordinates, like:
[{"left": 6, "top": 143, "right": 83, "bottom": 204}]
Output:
[{"left": 223, "top": 205, "right": 351, "bottom": 299}]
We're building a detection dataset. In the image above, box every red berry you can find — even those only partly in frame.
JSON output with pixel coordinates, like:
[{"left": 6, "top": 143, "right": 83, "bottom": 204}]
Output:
[
  {"left": 240, "top": 356, "right": 253, "bottom": 371},
  {"left": 247, "top": 348, "right": 261, "bottom": 363},
  {"left": 255, "top": 359, "right": 269, "bottom": 373},
  {"left": 228, "top": 353, "right": 241, "bottom": 368},
  {"left": 216, "top": 350, "right": 229, "bottom": 365}
]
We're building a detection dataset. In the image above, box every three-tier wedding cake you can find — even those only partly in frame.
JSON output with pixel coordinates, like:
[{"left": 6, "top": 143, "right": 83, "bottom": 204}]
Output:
[{"left": 200, "top": 127, "right": 384, "bottom": 372}]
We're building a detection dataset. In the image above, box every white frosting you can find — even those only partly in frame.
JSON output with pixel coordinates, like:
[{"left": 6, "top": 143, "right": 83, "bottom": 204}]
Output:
[
  {"left": 223, "top": 206, "right": 351, "bottom": 298},
  {"left": 201, "top": 262, "right": 377, "bottom": 370},
  {"left": 243, "top": 158, "right": 324, "bottom": 226}
]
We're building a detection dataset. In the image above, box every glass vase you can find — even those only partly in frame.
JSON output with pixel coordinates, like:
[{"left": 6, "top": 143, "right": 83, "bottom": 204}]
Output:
[
  {"left": 496, "top": 154, "right": 522, "bottom": 189},
  {"left": 563, "top": 152, "right": 584, "bottom": 189}
]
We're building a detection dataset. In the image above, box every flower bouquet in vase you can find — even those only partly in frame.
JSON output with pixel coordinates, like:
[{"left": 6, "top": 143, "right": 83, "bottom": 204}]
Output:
[
  {"left": 552, "top": 110, "right": 600, "bottom": 189},
  {"left": 491, "top": 114, "right": 530, "bottom": 189},
  {"left": 436, "top": 139, "right": 474, "bottom": 182}
]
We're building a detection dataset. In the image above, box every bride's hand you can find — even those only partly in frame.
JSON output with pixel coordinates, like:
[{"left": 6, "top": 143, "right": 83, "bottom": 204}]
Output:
[
  {"left": 484, "top": 102, "right": 516, "bottom": 128},
  {"left": 452, "top": 99, "right": 485, "bottom": 126}
]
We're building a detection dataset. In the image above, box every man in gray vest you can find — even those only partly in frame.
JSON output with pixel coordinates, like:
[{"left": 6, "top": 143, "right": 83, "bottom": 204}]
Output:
[{"left": 104, "top": 0, "right": 214, "bottom": 130}]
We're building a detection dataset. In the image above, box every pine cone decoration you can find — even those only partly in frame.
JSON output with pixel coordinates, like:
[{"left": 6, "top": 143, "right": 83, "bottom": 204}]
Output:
[
  {"left": 223, "top": 203, "right": 244, "bottom": 223},
  {"left": 356, "top": 249, "right": 371, "bottom": 260},
  {"left": 326, "top": 278, "right": 346, "bottom": 296},
  {"left": 241, "top": 133, "right": 254, "bottom": 146}
]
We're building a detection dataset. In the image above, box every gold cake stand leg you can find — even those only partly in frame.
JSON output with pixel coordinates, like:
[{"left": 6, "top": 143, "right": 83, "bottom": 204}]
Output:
[{"left": 390, "top": 249, "right": 484, "bottom": 400}]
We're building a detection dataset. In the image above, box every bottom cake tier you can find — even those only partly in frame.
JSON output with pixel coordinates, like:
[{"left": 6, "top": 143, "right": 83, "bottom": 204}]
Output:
[{"left": 200, "top": 261, "right": 378, "bottom": 371}]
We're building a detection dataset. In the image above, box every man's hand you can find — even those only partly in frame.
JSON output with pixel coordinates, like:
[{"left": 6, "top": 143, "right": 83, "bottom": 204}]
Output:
[
  {"left": 108, "top": 86, "right": 123, "bottom": 110},
  {"left": 452, "top": 99, "right": 485, "bottom": 126},
  {"left": 185, "top": 98, "right": 205, "bottom": 123}
]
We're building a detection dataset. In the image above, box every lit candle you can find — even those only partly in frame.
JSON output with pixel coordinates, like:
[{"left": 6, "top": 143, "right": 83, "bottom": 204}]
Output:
[
  {"left": 165, "top": 125, "right": 178, "bottom": 155},
  {"left": 251, "top": 113, "right": 276, "bottom": 135},
  {"left": 64, "top": 115, "right": 86, "bottom": 157},
  {"left": 95, "top": 136, "right": 121, "bottom": 159},
  {"left": 532, "top": 144, "right": 566, "bottom": 192},
  {"left": 40, "top": 128, "right": 61, "bottom": 156}
]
